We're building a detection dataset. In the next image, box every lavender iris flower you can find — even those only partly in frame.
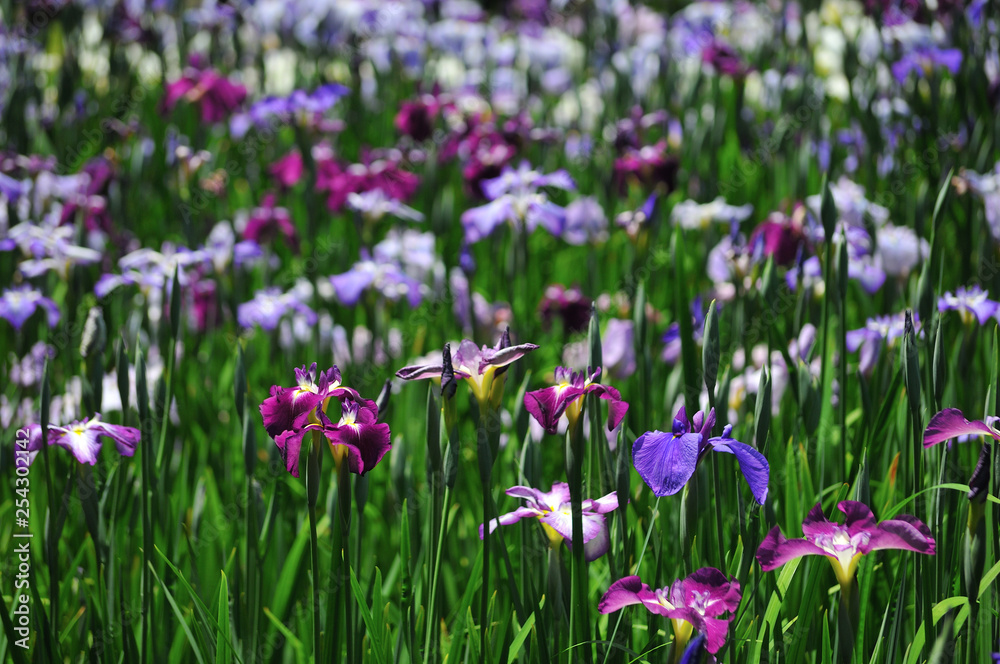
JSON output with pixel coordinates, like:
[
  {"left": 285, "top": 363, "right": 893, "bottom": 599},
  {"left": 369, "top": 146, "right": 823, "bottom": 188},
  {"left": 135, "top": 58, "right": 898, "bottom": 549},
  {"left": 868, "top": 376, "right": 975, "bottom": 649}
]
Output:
[
  {"left": 238, "top": 283, "right": 317, "bottom": 331},
  {"left": 26, "top": 414, "right": 140, "bottom": 465},
  {"left": 460, "top": 161, "right": 575, "bottom": 243},
  {"left": 5, "top": 222, "right": 102, "bottom": 278},
  {"left": 562, "top": 196, "right": 608, "bottom": 245},
  {"left": 633, "top": 406, "right": 769, "bottom": 505},
  {"left": 396, "top": 329, "right": 537, "bottom": 409},
  {"left": 938, "top": 285, "right": 1000, "bottom": 325},
  {"left": 846, "top": 311, "right": 919, "bottom": 375},
  {"left": 8, "top": 342, "right": 55, "bottom": 388},
  {"left": 0, "top": 285, "right": 60, "bottom": 330},
  {"left": 958, "top": 163, "right": 1000, "bottom": 240},
  {"left": 598, "top": 568, "right": 742, "bottom": 656},
  {"left": 479, "top": 482, "right": 619, "bottom": 562},
  {"left": 756, "top": 501, "right": 935, "bottom": 589},
  {"left": 330, "top": 250, "right": 423, "bottom": 308}
]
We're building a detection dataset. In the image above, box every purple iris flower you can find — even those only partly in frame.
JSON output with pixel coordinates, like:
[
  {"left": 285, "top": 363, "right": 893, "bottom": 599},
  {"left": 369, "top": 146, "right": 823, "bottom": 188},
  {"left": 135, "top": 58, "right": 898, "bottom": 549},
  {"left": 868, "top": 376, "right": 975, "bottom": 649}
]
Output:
[
  {"left": 229, "top": 83, "right": 348, "bottom": 138},
  {"left": 662, "top": 297, "right": 706, "bottom": 365},
  {"left": 892, "top": 47, "right": 962, "bottom": 83},
  {"left": 460, "top": 161, "right": 575, "bottom": 244},
  {"left": 479, "top": 482, "right": 619, "bottom": 562},
  {"left": 237, "top": 286, "right": 317, "bottom": 331},
  {"left": 5, "top": 223, "right": 101, "bottom": 279},
  {"left": 329, "top": 250, "right": 423, "bottom": 308},
  {"left": 756, "top": 501, "right": 935, "bottom": 588},
  {"left": 924, "top": 408, "right": 999, "bottom": 500},
  {"left": 274, "top": 398, "right": 390, "bottom": 477},
  {"left": 938, "top": 285, "right": 999, "bottom": 325},
  {"left": 846, "top": 311, "right": 919, "bottom": 375},
  {"left": 524, "top": 367, "right": 629, "bottom": 435},
  {"left": 616, "top": 193, "right": 660, "bottom": 241},
  {"left": 633, "top": 407, "right": 769, "bottom": 505},
  {"left": 259, "top": 363, "right": 361, "bottom": 442},
  {"left": 598, "top": 568, "right": 742, "bottom": 656},
  {"left": 562, "top": 197, "right": 608, "bottom": 246},
  {"left": 8, "top": 342, "right": 55, "bottom": 388},
  {"left": 0, "top": 285, "right": 60, "bottom": 330},
  {"left": 396, "top": 329, "right": 537, "bottom": 409},
  {"left": 25, "top": 414, "right": 140, "bottom": 466}
]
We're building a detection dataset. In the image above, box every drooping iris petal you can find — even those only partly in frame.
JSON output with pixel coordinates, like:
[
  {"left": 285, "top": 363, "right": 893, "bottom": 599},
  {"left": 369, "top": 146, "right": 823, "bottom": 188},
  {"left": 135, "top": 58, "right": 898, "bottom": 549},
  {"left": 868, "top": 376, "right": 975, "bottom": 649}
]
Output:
[
  {"left": 923, "top": 408, "right": 1000, "bottom": 447},
  {"left": 274, "top": 426, "right": 309, "bottom": 477},
  {"left": 632, "top": 430, "right": 701, "bottom": 497},
  {"left": 90, "top": 420, "right": 141, "bottom": 457},
  {"left": 866, "top": 515, "right": 936, "bottom": 555},
  {"left": 755, "top": 526, "right": 830, "bottom": 571},
  {"left": 314, "top": 401, "right": 391, "bottom": 475},
  {"left": 708, "top": 438, "right": 770, "bottom": 505},
  {"left": 597, "top": 575, "right": 670, "bottom": 616},
  {"left": 479, "top": 506, "right": 543, "bottom": 538}
]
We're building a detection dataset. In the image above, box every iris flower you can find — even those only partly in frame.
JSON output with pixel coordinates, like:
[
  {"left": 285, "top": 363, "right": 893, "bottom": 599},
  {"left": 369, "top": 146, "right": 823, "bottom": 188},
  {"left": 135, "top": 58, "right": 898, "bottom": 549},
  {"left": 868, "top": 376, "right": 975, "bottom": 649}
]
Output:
[
  {"left": 259, "top": 363, "right": 387, "bottom": 477},
  {"left": 598, "top": 568, "right": 742, "bottom": 658},
  {"left": 26, "top": 413, "right": 140, "bottom": 465},
  {"left": 479, "top": 482, "right": 619, "bottom": 562},
  {"left": 633, "top": 407, "right": 769, "bottom": 505},
  {"left": 755, "top": 501, "right": 935, "bottom": 589},
  {"left": 938, "top": 286, "right": 999, "bottom": 326},
  {"left": 274, "top": 399, "right": 390, "bottom": 477},
  {"left": 396, "top": 329, "right": 537, "bottom": 410},
  {"left": 524, "top": 367, "right": 628, "bottom": 435},
  {"left": 0, "top": 285, "right": 60, "bottom": 330},
  {"left": 460, "top": 161, "right": 575, "bottom": 244},
  {"left": 924, "top": 408, "right": 1000, "bottom": 501}
]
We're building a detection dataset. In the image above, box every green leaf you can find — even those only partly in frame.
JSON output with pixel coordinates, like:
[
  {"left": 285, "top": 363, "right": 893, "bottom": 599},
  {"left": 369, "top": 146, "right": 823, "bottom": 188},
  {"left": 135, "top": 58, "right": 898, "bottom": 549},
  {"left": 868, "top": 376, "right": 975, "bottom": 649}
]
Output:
[
  {"left": 216, "top": 572, "right": 232, "bottom": 664},
  {"left": 348, "top": 566, "right": 389, "bottom": 664},
  {"left": 148, "top": 562, "right": 207, "bottom": 664},
  {"left": 506, "top": 612, "right": 536, "bottom": 664}
]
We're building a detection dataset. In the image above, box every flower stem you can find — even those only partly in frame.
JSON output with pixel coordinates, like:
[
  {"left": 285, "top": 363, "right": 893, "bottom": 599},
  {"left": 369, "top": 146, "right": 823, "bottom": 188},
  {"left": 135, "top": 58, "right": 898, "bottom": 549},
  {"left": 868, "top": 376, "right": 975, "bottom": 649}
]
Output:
[{"left": 305, "top": 431, "right": 323, "bottom": 661}]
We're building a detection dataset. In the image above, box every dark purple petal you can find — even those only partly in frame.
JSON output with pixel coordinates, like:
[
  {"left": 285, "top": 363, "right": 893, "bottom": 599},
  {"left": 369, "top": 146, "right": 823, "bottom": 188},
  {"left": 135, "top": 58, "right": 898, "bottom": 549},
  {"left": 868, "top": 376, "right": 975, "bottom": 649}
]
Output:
[
  {"left": 589, "top": 384, "right": 629, "bottom": 431},
  {"left": 632, "top": 431, "right": 701, "bottom": 497},
  {"left": 924, "top": 408, "right": 1000, "bottom": 447},
  {"left": 755, "top": 526, "right": 829, "bottom": 571},
  {"left": 708, "top": 439, "right": 769, "bottom": 505},
  {"left": 275, "top": 426, "right": 310, "bottom": 477},
  {"left": 838, "top": 501, "right": 878, "bottom": 534},
  {"left": 259, "top": 385, "right": 322, "bottom": 440},
  {"left": 320, "top": 401, "right": 391, "bottom": 475},
  {"left": 524, "top": 384, "right": 586, "bottom": 434}
]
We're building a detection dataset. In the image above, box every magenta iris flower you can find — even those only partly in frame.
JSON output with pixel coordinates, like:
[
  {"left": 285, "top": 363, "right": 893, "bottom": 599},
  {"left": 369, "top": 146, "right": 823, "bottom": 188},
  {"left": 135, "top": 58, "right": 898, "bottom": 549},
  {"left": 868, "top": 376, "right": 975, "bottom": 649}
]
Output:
[
  {"left": 598, "top": 568, "right": 742, "bottom": 656},
  {"left": 26, "top": 414, "right": 139, "bottom": 466},
  {"left": 259, "top": 363, "right": 388, "bottom": 477},
  {"left": 633, "top": 407, "right": 769, "bottom": 505},
  {"left": 924, "top": 408, "right": 1000, "bottom": 448},
  {"left": 937, "top": 285, "right": 999, "bottom": 326},
  {"left": 460, "top": 161, "right": 575, "bottom": 244},
  {"left": 524, "top": 367, "right": 628, "bottom": 435},
  {"left": 756, "top": 501, "right": 935, "bottom": 587},
  {"left": 162, "top": 67, "right": 247, "bottom": 123},
  {"left": 0, "top": 285, "right": 60, "bottom": 330},
  {"left": 479, "top": 482, "right": 619, "bottom": 562},
  {"left": 396, "top": 330, "right": 537, "bottom": 409},
  {"left": 259, "top": 363, "right": 360, "bottom": 442},
  {"left": 274, "top": 399, "right": 390, "bottom": 477}
]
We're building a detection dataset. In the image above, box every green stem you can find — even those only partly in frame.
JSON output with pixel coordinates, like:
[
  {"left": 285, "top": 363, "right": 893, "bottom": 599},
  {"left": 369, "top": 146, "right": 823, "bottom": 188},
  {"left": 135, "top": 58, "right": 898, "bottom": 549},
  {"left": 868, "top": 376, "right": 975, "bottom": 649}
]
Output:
[
  {"left": 566, "top": 419, "right": 592, "bottom": 663},
  {"left": 305, "top": 432, "right": 323, "bottom": 661},
  {"left": 338, "top": 459, "right": 355, "bottom": 663}
]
